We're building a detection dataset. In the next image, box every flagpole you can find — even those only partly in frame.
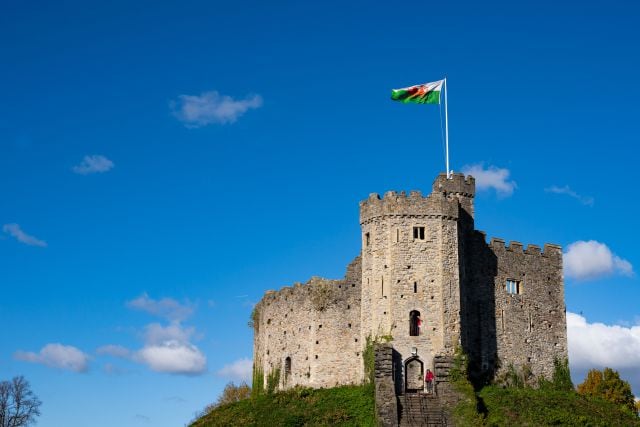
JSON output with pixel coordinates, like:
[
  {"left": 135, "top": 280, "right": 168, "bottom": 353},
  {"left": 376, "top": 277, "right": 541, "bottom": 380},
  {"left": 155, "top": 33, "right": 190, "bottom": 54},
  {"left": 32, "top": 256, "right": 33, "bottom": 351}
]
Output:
[{"left": 444, "top": 77, "right": 450, "bottom": 179}]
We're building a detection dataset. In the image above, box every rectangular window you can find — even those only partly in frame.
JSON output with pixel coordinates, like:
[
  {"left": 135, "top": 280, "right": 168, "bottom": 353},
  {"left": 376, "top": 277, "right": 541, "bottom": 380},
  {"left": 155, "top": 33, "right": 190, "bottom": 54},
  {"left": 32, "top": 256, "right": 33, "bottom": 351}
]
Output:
[
  {"left": 506, "top": 279, "right": 520, "bottom": 295},
  {"left": 365, "top": 232, "right": 370, "bottom": 246},
  {"left": 413, "top": 226, "right": 425, "bottom": 240}
]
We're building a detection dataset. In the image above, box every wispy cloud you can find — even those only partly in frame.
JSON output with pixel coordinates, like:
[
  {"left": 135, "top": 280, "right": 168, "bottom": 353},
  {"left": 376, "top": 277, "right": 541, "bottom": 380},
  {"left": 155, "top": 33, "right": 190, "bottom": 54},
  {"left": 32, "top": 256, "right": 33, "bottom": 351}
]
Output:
[
  {"left": 14, "top": 343, "right": 90, "bottom": 372},
  {"left": 127, "top": 293, "right": 194, "bottom": 323},
  {"left": 171, "top": 90, "right": 263, "bottom": 127},
  {"left": 96, "top": 344, "right": 131, "bottom": 358},
  {"left": 72, "top": 155, "right": 114, "bottom": 175},
  {"left": 568, "top": 312, "right": 640, "bottom": 395},
  {"left": 2, "top": 223, "right": 47, "bottom": 247},
  {"left": 216, "top": 358, "right": 252, "bottom": 382},
  {"left": 545, "top": 185, "right": 594, "bottom": 206},
  {"left": 134, "top": 414, "right": 151, "bottom": 423},
  {"left": 461, "top": 163, "right": 516, "bottom": 197},
  {"left": 564, "top": 240, "right": 633, "bottom": 281}
]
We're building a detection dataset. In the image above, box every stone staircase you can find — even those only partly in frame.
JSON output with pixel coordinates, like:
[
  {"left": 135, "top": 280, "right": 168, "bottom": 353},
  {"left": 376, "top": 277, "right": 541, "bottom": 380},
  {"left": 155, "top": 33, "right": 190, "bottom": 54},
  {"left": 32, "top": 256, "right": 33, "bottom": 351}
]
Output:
[{"left": 398, "top": 393, "right": 448, "bottom": 427}]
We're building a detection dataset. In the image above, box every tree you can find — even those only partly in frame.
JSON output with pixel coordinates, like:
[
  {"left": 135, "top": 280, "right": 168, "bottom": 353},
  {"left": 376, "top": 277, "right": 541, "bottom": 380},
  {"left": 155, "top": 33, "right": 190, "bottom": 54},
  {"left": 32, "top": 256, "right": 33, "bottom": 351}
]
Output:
[
  {"left": 0, "top": 376, "right": 42, "bottom": 427},
  {"left": 199, "top": 381, "right": 251, "bottom": 417},
  {"left": 577, "top": 368, "right": 636, "bottom": 414}
]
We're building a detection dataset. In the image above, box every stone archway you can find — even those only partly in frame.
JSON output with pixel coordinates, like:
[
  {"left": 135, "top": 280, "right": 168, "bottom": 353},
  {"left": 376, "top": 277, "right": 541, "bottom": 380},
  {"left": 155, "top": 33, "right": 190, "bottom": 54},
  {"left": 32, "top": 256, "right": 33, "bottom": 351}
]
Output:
[{"left": 404, "top": 356, "right": 424, "bottom": 393}]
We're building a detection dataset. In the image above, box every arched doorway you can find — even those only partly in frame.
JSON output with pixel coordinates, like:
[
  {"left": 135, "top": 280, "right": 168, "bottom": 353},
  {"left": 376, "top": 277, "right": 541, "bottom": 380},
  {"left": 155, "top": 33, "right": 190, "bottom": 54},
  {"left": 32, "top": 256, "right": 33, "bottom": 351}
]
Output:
[{"left": 404, "top": 357, "right": 424, "bottom": 393}]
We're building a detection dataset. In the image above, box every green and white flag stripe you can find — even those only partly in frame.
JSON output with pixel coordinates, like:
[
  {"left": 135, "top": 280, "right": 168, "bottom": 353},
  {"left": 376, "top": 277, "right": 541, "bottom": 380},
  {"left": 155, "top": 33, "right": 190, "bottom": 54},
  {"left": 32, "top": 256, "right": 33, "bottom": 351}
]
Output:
[{"left": 391, "top": 80, "right": 443, "bottom": 104}]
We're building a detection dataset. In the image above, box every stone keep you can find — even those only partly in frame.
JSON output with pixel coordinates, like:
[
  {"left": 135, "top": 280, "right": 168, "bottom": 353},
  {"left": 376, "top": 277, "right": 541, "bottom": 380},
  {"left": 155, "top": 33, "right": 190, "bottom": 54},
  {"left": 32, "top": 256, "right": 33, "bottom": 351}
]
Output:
[{"left": 252, "top": 173, "right": 567, "bottom": 391}]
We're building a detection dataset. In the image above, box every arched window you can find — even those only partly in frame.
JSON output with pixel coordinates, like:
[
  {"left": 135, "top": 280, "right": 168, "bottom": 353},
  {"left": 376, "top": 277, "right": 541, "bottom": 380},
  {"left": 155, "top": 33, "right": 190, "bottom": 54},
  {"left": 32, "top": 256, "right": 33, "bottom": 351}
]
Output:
[
  {"left": 284, "top": 357, "right": 292, "bottom": 381},
  {"left": 409, "top": 310, "right": 421, "bottom": 336}
]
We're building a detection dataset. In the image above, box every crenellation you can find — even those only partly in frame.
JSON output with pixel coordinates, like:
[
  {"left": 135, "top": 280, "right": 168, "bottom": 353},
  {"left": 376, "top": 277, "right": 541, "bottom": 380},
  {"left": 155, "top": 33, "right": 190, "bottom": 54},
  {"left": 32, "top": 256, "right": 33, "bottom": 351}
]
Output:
[
  {"left": 253, "top": 172, "right": 567, "bottom": 398},
  {"left": 525, "top": 244, "right": 541, "bottom": 254},
  {"left": 508, "top": 241, "right": 523, "bottom": 252}
]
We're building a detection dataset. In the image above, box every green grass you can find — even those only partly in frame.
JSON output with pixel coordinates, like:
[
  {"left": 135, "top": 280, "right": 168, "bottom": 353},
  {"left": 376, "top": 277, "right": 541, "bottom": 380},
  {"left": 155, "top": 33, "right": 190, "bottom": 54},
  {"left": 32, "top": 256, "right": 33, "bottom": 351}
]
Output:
[
  {"left": 190, "top": 379, "right": 640, "bottom": 427},
  {"left": 475, "top": 385, "right": 640, "bottom": 426},
  {"left": 190, "top": 384, "right": 375, "bottom": 427}
]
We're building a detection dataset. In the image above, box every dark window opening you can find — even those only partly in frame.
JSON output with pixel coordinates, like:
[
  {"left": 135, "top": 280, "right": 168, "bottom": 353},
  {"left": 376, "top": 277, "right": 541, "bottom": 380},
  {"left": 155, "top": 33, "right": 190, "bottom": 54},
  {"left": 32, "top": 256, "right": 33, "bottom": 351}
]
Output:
[
  {"left": 413, "top": 227, "right": 425, "bottom": 240},
  {"left": 410, "top": 310, "right": 421, "bottom": 336},
  {"left": 284, "top": 357, "right": 292, "bottom": 381},
  {"left": 413, "top": 282, "right": 417, "bottom": 293},
  {"left": 365, "top": 232, "right": 370, "bottom": 246}
]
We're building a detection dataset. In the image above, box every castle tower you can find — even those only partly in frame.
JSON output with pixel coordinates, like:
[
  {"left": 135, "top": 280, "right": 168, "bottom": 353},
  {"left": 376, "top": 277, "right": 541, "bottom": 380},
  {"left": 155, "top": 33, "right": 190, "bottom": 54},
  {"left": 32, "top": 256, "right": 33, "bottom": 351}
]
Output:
[{"left": 358, "top": 173, "right": 475, "bottom": 384}]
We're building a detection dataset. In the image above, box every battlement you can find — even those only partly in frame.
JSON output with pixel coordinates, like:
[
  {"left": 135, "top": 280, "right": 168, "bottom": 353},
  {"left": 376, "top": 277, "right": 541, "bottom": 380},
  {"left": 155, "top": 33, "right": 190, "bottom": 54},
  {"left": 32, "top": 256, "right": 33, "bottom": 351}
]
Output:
[
  {"left": 432, "top": 173, "right": 475, "bottom": 197},
  {"left": 487, "top": 237, "right": 562, "bottom": 258},
  {"left": 359, "top": 188, "right": 458, "bottom": 224}
]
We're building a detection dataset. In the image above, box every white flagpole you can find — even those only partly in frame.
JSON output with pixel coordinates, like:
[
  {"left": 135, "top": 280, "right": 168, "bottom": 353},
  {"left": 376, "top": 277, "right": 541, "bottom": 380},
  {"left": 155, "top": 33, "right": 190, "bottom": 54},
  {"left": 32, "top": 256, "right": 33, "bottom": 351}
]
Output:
[{"left": 444, "top": 78, "right": 450, "bottom": 179}]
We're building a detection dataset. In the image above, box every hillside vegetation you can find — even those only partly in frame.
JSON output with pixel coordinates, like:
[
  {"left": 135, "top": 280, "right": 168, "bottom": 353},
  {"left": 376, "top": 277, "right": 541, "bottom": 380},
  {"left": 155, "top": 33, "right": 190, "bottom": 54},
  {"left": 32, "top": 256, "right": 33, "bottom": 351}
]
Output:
[
  {"left": 190, "top": 383, "right": 639, "bottom": 427},
  {"left": 477, "top": 386, "right": 640, "bottom": 426},
  {"left": 190, "top": 384, "right": 375, "bottom": 427}
]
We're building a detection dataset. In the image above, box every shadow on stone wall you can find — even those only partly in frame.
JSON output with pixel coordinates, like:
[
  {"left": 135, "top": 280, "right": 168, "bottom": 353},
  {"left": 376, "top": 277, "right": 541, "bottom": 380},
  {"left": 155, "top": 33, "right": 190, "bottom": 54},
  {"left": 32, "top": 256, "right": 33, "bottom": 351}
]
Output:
[
  {"left": 459, "top": 208, "right": 498, "bottom": 390},
  {"left": 392, "top": 348, "right": 403, "bottom": 396}
]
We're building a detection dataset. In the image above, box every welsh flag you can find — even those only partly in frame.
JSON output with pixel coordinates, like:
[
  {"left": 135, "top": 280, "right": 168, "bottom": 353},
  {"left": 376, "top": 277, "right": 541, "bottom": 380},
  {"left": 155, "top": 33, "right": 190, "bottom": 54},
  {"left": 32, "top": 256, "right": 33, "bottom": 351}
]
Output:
[{"left": 391, "top": 80, "right": 443, "bottom": 104}]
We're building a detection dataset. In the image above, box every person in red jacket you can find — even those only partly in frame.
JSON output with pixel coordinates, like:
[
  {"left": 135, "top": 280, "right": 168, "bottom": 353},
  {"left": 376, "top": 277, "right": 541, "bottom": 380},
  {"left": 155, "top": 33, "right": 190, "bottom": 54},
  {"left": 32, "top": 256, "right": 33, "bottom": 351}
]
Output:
[{"left": 425, "top": 368, "right": 435, "bottom": 394}]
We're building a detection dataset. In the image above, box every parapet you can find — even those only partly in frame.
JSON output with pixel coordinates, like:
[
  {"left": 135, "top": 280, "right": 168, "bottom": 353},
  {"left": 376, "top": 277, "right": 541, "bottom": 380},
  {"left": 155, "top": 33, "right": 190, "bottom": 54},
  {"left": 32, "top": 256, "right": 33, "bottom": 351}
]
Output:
[
  {"left": 359, "top": 189, "right": 458, "bottom": 224},
  {"left": 488, "top": 237, "right": 562, "bottom": 258},
  {"left": 432, "top": 173, "right": 475, "bottom": 197}
]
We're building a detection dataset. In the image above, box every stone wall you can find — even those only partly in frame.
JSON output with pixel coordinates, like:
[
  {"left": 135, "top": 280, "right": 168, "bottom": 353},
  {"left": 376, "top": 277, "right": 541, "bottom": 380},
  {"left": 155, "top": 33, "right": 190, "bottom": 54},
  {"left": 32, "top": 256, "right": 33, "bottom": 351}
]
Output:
[
  {"left": 374, "top": 343, "right": 398, "bottom": 427},
  {"left": 252, "top": 257, "right": 363, "bottom": 390},
  {"left": 460, "top": 231, "right": 567, "bottom": 385}
]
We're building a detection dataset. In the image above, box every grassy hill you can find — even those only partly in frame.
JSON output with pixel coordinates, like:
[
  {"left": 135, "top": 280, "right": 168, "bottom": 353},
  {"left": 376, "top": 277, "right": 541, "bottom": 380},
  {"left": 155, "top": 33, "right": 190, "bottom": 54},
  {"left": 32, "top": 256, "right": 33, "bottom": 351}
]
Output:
[
  {"left": 190, "top": 384, "right": 375, "bottom": 427},
  {"left": 477, "top": 385, "right": 640, "bottom": 426},
  {"left": 190, "top": 383, "right": 639, "bottom": 426}
]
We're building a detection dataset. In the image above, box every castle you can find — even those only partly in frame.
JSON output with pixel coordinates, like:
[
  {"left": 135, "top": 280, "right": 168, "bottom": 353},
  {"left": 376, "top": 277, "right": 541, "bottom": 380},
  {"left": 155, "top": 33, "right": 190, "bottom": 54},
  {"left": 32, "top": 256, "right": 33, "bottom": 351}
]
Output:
[{"left": 252, "top": 173, "right": 567, "bottom": 396}]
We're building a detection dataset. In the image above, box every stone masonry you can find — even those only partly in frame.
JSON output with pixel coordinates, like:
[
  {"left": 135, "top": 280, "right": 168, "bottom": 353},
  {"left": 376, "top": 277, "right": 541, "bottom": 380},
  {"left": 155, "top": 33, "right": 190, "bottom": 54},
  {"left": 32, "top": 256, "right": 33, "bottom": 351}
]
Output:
[{"left": 252, "top": 172, "right": 568, "bottom": 399}]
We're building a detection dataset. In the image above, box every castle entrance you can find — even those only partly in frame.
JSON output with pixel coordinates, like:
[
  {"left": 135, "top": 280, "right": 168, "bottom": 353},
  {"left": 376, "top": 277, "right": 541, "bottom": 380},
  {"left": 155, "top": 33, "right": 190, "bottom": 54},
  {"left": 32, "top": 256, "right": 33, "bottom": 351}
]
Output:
[{"left": 404, "top": 357, "right": 424, "bottom": 393}]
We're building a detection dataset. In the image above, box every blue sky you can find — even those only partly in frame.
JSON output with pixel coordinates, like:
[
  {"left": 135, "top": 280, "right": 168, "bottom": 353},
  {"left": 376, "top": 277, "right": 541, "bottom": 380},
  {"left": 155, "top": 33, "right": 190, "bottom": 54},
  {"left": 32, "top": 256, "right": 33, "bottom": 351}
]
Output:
[{"left": 1, "top": 0, "right": 639, "bottom": 425}]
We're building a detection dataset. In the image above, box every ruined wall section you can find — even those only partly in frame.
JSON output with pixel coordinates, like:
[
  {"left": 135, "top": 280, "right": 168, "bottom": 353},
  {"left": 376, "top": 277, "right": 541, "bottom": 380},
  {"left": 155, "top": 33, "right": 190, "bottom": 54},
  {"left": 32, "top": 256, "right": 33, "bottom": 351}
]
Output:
[
  {"left": 252, "top": 256, "right": 362, "bottom": 390},
  {"left": 488, "top": 239, "right": 567, "bottom": 379}
]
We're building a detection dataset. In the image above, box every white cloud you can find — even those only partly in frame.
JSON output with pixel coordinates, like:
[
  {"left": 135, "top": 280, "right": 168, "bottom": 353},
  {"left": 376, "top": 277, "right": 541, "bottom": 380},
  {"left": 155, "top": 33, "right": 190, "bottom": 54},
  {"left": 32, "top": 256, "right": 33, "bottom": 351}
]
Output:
[
  {"left": 564, "top": 240, "right": 634, "bottom": 281},
  {"left": 96, "top": 344, "right": 131, "bottom": 358},
  {"left": 134, "top": 341, "right": 206, "bottom": 375},
  {"left": 461, "top": 163, "right": 516, "bottom": 197},
  {"left": 14, "top": 343, "right": 90, "bottom": 372},
  {"left": 568, "top": 312, "right": 640, "bottom": 395},
  {"left": 72, "top": 155, "right": 114, "bottom": 175},
  {"left": 127, "top": 293, "right": 194, "bottom": 322},
  {"left": 171, "top": 90, "right": 263, "bottom": 127},
  {"left": 216, "top": 358, "right": 252, "bottom": 382},
  {"left": 117, "top": 294, "right": 207, "bottom": 375},
  {"left": 2, "top": 223, "right": 47, "bottom": 247},
  {"left": 545, "top": 185, "right": 594, "bottom": 206},
  {"left": 143, "top": 322, "right": 196, "bottom": 345}
]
